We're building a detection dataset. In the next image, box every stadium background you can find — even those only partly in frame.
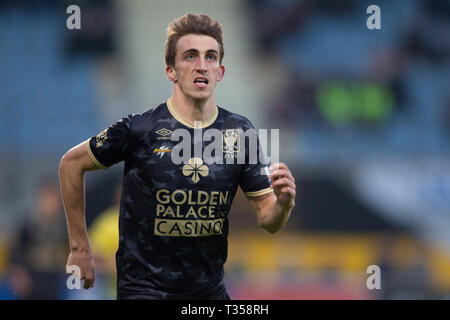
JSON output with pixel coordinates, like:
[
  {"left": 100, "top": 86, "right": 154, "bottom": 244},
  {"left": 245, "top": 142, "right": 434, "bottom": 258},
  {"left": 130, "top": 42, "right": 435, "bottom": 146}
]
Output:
[{"left": 0, "top": 0, "right": 449, "bottom": 299}]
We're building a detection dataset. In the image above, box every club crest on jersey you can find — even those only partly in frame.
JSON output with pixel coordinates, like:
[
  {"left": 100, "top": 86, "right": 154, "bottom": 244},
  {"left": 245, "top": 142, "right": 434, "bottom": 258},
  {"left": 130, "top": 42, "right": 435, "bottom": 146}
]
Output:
[
  {"left": 153, "top": 145, "right": 172, "bottom": 158},
  {"left": 95, "top": 129, "right": 108, "bottom": 148},
  {"left": 156, "top": 128, "right": 172, "bottom": 140},
  {"left": 222, "top": 129, "right": 240, "bottom": 158}
]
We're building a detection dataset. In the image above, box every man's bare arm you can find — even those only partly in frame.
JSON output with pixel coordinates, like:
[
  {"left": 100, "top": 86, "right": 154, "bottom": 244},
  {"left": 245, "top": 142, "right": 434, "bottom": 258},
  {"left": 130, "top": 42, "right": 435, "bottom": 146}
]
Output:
[
  {"left": 59, "top": 140, "right": 100, "bottom": 289},
  {"left": 248, "top": 162, "right": 296, "bottom": 234}
]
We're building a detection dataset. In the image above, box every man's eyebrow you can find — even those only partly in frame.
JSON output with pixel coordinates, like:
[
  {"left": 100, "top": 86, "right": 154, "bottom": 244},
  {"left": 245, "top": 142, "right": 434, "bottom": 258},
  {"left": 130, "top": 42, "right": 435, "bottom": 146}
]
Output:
[
  {"left": 182, "top": 48, "right": 199, "bottom": 55},
  {"left": 182, "top": 49, "right": 218, "bottom": 55}
]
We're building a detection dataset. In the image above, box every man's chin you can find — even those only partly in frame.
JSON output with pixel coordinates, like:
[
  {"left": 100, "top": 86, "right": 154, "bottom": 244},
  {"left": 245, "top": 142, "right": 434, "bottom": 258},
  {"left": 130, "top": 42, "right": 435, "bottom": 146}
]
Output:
[{"left": 189, "top": 91, "right": 212, "bottom": 102}]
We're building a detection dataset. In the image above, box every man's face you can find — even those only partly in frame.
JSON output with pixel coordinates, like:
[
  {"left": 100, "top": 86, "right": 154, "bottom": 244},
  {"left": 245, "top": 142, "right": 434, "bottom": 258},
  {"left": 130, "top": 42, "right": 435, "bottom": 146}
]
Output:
[{"left": 166, "top": 34, "right": 225, "bottom": 101}]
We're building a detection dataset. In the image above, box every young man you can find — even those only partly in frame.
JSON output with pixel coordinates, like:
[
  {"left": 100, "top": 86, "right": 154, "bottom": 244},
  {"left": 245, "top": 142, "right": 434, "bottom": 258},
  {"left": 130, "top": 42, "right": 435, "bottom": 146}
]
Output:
[{"left": 59, "top": 13, "right": 296, "bottom": 300}]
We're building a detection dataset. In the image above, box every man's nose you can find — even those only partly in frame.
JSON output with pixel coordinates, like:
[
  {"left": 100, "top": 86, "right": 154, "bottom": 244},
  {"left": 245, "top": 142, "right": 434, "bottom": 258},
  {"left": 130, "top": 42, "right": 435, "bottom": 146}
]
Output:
[{"left": 195, "top": 57, "right": 207, "bottom": 72}]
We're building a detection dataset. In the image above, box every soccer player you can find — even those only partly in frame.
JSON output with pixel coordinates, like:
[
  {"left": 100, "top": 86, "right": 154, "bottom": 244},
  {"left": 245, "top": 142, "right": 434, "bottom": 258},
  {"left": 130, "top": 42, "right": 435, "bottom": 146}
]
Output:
[{"left": 59, "top": 13, "right": 296, "bottom": 300}]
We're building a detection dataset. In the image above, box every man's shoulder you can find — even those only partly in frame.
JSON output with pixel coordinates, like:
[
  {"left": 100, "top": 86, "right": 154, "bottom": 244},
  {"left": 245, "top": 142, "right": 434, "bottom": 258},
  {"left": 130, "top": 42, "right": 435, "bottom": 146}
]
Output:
[
  {"left": 217, "top": 106, "right": 254, "bottom": 129},
  {"left": 127, "top": 102, "right": 168, "bottom": 122},
  {"left": 114, "top": 102, "right": 169, "bottom": 137}
]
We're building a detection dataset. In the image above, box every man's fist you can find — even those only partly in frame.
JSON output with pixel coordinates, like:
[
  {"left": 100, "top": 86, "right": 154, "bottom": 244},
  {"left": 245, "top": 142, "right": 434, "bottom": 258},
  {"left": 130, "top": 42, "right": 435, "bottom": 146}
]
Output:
[
  {"left": 66, "top": 249, "right": 96, "bottom": 289},
  {"left": 269, "top": 162, "right": 296, "bottom": 209}
]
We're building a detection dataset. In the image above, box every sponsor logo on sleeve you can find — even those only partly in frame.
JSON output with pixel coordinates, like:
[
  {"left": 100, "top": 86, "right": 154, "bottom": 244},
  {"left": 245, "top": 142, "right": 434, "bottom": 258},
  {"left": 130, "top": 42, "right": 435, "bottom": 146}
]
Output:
[{"left": 95, "top": 129, "right": 108, "bottom": 148}]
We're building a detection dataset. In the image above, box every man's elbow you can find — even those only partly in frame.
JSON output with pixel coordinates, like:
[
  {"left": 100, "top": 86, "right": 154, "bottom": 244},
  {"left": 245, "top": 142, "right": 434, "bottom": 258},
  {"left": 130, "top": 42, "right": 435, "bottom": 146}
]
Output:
[
  {"left": 59, "top": 152, "right": 72, "bottom": 173},
  {"left": 59, "top": 150, "right": 80, "bottom": 177}
]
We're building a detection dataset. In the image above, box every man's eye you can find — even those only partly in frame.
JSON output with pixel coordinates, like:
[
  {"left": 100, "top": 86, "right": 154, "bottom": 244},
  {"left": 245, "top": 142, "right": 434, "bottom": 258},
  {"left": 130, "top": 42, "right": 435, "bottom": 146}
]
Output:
[
  {"left": 186, "top": 55, "right": 194, "bottom": 60},
  {"left": 207, "top": 55, "right": 216, "bottom": 60}
]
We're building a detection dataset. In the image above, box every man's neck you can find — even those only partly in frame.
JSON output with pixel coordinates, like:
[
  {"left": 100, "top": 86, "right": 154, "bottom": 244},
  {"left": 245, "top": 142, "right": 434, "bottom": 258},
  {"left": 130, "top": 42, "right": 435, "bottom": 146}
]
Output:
[{"left": 170, "top": 89, "right": 216, "bottom": 126}]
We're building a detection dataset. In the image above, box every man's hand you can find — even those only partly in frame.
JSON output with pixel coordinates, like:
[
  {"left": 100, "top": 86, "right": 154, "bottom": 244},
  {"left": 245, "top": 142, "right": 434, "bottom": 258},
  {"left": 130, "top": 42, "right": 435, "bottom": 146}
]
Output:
[
  {"left": 66, "top": 249, "right": 96, "bottom": 289},
  {"left": 247, "top": 162, "right": 296, "bottom": 233},
  {"left": 269, "top": 162, "right": 296, "bottom": 209}
]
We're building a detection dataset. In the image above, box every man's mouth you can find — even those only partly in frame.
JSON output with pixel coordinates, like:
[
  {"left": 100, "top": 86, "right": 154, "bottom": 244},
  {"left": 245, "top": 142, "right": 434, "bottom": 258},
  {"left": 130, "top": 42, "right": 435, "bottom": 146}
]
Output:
[{"left": 194, "top": 77, "right": 209, "bottom": 88}]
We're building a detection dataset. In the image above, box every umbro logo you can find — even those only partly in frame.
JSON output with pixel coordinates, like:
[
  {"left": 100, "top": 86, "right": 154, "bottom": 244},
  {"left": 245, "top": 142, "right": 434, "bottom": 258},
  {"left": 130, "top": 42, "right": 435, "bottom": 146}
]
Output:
[{"left": 156, "top": 128, "right": 172, "bottom": 140}]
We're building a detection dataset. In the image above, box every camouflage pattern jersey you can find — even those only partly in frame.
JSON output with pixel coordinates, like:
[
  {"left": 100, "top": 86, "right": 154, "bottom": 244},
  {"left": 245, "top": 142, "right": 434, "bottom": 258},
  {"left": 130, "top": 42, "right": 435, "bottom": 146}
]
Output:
[{"left": 86, "top": 98, "right": 273, "bottom": 299}]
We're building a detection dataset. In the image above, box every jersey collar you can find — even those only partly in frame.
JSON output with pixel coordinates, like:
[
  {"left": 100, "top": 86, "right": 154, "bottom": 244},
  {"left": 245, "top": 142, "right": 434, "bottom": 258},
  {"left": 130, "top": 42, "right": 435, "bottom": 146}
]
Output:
[{"left": 166, "top": 98, "right": 218, "bottom": 129}]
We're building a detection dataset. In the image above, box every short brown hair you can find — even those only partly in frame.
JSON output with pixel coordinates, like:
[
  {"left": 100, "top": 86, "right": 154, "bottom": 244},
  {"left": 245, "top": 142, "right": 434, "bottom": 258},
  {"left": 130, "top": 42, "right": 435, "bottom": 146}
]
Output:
[{"left": 165, "top": 13, "right": 224, "bottom": 67}]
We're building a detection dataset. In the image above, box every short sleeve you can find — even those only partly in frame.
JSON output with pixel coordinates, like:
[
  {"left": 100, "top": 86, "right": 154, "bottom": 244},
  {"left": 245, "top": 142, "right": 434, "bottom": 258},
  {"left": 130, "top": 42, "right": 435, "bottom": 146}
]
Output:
[
  {"left": 86, "top": 115, "right": 134, "bottom": 169},
  {"left": 238, "top": 120, "right": 273, "bottom": 198}
]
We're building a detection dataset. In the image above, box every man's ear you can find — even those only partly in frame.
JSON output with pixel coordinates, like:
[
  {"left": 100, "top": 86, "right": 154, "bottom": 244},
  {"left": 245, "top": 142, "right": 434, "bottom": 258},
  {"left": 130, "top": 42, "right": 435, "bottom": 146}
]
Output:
[
  {"left": 217, "top": 65, "right": 225, "bottom": 82},
  {"left": 166, "top": 65, "right": 177, "bottom": 83}
]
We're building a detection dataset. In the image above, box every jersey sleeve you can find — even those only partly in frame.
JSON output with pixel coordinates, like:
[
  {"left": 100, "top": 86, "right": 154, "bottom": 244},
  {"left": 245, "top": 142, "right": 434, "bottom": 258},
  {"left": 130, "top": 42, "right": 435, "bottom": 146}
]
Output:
[
  {"left": 85, "top": 115, "right": 134, "bottom": 169},
  {"left": 238, "top": 120, "right": 273, "bottom": 198}
]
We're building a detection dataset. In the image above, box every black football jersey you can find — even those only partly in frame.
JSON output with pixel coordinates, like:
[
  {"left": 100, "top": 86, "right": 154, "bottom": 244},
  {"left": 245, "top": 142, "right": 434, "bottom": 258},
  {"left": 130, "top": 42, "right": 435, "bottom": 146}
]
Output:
[{"left": 86, "top": 98, "right": 273, "bottom": 298}]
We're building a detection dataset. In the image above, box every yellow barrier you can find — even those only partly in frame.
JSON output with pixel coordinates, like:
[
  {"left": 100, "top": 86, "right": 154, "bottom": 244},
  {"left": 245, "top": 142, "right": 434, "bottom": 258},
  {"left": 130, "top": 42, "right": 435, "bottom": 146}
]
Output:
[{"left": 226, "top": 231, "right": 450, "bottom": 291}]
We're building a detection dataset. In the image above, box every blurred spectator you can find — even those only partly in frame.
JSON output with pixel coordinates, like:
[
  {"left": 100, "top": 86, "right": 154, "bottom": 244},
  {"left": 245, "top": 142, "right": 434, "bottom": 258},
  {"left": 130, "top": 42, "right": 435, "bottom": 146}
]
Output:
[{"left": 8, "top": 178, "right": 67, "bottom": 299}]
